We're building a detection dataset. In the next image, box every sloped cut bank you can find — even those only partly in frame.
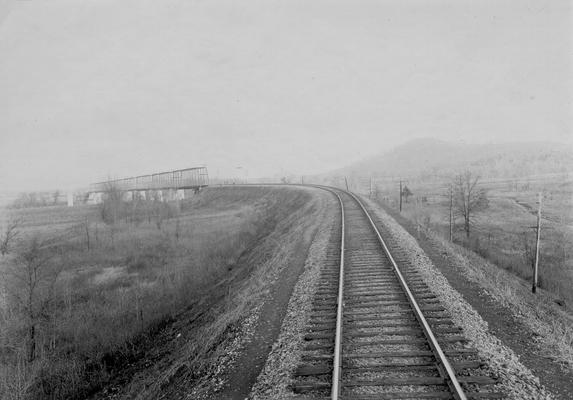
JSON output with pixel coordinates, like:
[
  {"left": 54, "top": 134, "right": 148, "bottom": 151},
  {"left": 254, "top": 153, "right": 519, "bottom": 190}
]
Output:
[
  {"left": 209, "top": 187, "right": 335, "bottom": 399},
  {"left": 250, "top": 189, "right": 337, "bottom": 399}
]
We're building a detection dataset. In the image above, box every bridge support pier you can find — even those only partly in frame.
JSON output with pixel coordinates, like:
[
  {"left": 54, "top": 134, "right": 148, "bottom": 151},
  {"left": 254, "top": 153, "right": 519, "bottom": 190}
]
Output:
[
  {"left": 87, "top": 192, "right": 104, "bottom": 205},
  {"left": 164, "top": 189, "right": 174, "bottom": 202}
]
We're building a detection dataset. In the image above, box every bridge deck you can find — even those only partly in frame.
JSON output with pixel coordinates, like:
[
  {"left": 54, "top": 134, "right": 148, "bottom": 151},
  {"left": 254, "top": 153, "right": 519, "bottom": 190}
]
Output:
[{"left": 90, "top": 167, "right": 208, "bottom": 192}]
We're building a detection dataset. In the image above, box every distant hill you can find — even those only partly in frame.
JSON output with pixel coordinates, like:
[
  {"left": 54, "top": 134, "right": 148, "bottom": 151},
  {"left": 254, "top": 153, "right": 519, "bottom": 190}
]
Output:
[{"left": 326, "top": 138, "right": 573, "bottom": 180}]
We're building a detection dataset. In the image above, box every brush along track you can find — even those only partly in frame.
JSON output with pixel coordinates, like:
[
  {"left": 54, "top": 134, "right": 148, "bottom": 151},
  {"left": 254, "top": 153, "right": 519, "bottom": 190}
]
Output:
[{"left": 292, "top": 188, "right": 502, "bottom": 400}]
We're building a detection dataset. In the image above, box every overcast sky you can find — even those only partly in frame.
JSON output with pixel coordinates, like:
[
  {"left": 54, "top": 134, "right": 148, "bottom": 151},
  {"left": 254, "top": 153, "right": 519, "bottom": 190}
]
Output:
[{"left": 0, "top": 0, "right": 571, "bottom": 191}]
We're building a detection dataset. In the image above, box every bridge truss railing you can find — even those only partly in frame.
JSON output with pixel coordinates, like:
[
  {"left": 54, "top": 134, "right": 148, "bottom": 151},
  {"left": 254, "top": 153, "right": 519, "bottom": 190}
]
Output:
[{"left": 90, "top": 167, "right": 209, "bottom": 193}]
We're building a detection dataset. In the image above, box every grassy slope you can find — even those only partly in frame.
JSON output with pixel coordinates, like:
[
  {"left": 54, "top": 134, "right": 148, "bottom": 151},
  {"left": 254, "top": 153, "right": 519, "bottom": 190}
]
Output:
[
  {"left": 427, "top": 229, "right": 573, "bottom": 368},
  {"left": 0, "top": 185, "right": 321, "bottom": 400}
]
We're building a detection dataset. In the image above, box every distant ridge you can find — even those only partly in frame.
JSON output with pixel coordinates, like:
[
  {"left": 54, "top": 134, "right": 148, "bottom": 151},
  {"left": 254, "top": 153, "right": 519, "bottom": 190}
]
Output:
[{"left": 327, "top": 138, "right": 573, "bottom": 179}]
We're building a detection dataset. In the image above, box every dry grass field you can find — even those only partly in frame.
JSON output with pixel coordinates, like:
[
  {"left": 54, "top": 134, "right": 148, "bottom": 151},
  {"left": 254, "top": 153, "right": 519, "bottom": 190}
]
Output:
[
  {"left": 371, "top": 173, "right": 573, "bottom": 306},
  {"left": 0, "top": 186, "right": 317, "bottom": 400}
]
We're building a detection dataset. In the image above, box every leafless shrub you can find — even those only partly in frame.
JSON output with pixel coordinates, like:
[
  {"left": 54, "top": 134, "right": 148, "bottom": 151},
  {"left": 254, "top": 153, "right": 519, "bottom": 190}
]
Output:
[
  {"left": 100, "top": 182, "right": 125, "bottom": 225},
  {"left": 452, "top": 171, "right": 489, "bottom": 238},
  {"left": 1, "top": 217, "right": 22, "bottom": 256},
  {"left": 4, "top": 236, "right": 63, "bottom": 363},
  {"left": 83, "top": 217, "right": 91, "bottom": 251},
  {"left": 9, "top": 192, "right": 46, "bottom": 209},
  {"left": 411, "top": 199, "right": 431, "bottom": 238}
]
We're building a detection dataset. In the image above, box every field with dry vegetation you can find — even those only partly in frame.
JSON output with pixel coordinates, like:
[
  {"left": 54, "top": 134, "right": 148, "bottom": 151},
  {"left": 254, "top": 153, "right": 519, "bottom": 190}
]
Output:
[
  {"left": 0, "top": 186, "right": 317, "bottom": 399},
  {"left": 370, "top": 173, "right": 573, "bottom": 307}
]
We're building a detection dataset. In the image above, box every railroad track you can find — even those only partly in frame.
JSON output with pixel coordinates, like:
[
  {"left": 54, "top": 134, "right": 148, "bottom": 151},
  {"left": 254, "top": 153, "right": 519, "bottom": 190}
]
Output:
[{"left": 292, "top": 187, "right": 502, "bottom": 399}]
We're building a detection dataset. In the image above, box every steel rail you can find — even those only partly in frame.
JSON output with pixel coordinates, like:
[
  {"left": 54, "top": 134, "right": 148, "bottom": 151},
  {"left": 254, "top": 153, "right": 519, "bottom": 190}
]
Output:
[
  {"left": 330, "top": 189, "right": 345, "bottom": 400},
  {"left": 347, "top": 191, "right": 468, "bottom": 400},
  {"left": 306, "top": 184, "right": 345, "bottom": 399}
]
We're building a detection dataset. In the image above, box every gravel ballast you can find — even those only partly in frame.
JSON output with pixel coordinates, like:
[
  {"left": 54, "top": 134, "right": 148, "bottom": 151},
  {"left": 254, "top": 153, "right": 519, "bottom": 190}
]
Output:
[{"left": 206, "top": 187, "right": 334, "bottom": 399}]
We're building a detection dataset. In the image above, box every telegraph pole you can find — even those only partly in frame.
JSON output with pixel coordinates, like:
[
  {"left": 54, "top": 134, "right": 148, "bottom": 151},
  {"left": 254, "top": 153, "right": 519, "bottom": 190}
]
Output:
[
  {"left": 370, "top": 177, "right": 373, "bottom": 198},
  {"left": 399, "top": 179, "right": 403, "bottom": 212},
  {"left": 449, "top": 184, "right": 454, "bottom": 242},
  {"left": 344, "top": 177, "right": 349, "bottom": 191},
  {"left": 532, "top": 192, "right": 542, "bottom": 294}
]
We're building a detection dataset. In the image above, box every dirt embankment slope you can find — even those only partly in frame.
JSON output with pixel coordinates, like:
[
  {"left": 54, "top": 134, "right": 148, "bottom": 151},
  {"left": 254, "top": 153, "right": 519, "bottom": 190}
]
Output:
[{"left": 89, "top": 185, "right": 334, "bottom": 400}]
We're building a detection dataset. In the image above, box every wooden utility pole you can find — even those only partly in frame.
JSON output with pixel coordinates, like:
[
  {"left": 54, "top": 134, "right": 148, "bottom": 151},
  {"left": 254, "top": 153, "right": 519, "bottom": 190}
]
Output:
[
  {"left": 369, "top": 177, "right": 373, "bottom": 198},
  {"left": 449, "top": 184, "right": 454, "bottom": 242},
  {"left": 532, "top": 192, "right": 542, "bottom": 294},
  {"left": 399, "top": 179, "right": 403, "bottom": 212},
  {"left": 344, "top": 177, "right": 349, "bottom": 191}
]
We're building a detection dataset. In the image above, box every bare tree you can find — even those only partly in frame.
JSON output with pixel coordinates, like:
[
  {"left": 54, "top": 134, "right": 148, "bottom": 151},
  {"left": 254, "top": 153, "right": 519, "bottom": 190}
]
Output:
[
  {"left": 447, "top": 184, "right": 454, "bottom": 241},
  {"left": 1, "top": 217, "right": 23, "bottom": 256},
  {"left": 174, "top": 217, "right": 181, "bottom": 242},
  {"left": 4, "top": 236, "right": 61, "bottom": 362},
  {"left": 100, "top": 181, "right": 125, "bottom": 225},
  {"left": 452, "top": 171, "right": 489, "bottom": 238},
  {"left": 77, "top": 217, "right": 91, "bottom": 251},
  {"left": 411, "top": 198, "right": 430, "bottom": 238},
  {"left": 401, "top": 186, "right": 413, "bottom": 203}
]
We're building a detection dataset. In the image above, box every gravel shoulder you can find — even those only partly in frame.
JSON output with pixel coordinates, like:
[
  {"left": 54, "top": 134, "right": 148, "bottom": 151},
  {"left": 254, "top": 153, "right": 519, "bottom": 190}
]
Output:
[
  {"left": 211, "top": 190, "right": 334, "bottom": 399},
  {"left": 203, "top": 187, "right": 336, "bottom": 399},
  {"left": 249, "top": 191, "right": 337, "bottom": 399},
  {"left": 363, "top": 197, "right": 573, "bottom": 400}
]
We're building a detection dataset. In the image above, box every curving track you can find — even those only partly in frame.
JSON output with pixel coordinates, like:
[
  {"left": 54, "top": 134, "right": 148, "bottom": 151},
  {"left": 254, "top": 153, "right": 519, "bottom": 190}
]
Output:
[{"left": 292, "top": 187, "right": 502, "bottom": 400}]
